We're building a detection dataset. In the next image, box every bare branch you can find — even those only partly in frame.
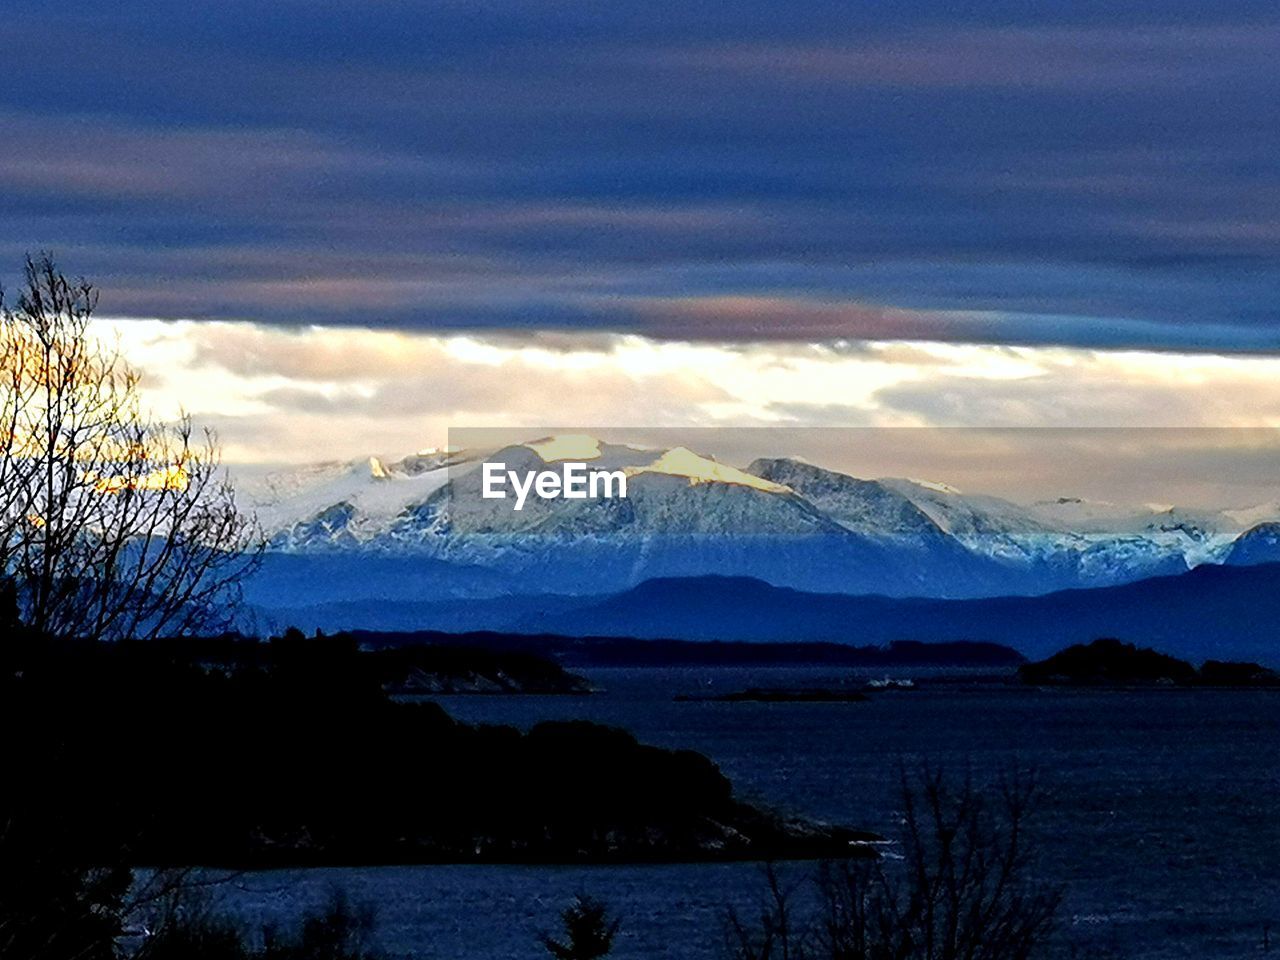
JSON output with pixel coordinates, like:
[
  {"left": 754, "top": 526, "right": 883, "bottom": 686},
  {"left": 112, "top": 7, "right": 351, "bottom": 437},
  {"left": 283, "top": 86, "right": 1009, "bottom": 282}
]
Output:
[{"left": 0, "top": 253, "right": 263, "bottom": 642}]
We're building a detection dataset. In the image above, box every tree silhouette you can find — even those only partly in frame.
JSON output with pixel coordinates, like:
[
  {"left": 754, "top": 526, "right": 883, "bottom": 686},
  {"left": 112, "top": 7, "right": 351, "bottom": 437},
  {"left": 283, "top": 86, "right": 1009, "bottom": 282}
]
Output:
[
  {"left": 726, "top": 767, "right": 1062, "bottom": 960},
  {"left": 540, "top": 895, "right": 620, "bottom": 960},
  {"left": 0, "top": 253, "right": 261, "bottom": 641},
  {"left": 0, "top": 255, "right": 262, "bottom": 960}
]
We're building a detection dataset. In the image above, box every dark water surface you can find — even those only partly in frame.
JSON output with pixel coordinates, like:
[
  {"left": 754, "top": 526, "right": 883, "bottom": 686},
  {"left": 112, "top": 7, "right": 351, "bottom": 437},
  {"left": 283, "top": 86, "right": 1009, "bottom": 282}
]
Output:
[{"left": 213, "top": 668, "right": 1280, "bottom": 958}]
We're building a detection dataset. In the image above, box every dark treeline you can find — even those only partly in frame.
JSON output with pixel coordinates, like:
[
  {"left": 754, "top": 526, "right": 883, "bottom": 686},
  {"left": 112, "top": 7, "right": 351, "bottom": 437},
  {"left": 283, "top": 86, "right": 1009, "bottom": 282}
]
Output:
[
  {"left": 351, "top": 629, "right": 1025, "bottom": 669},
  {"left": 138, "top": 627, "right": 594, "bottom": 694},
  {"left": 0, "top": 619, "right": 867, "bottom": 868},
  {"left": 1019, "top": 638, "right": 1280, "bottom": 687},
  {"left": 0, "top": 611, "right": 871, "bottom": 959}
]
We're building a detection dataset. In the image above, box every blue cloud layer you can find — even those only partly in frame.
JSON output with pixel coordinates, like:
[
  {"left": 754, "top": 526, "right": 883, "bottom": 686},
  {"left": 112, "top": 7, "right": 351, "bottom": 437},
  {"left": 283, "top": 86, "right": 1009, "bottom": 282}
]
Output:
[{"left": 3, "top": 1, "right": 1278, "bottom": 350}]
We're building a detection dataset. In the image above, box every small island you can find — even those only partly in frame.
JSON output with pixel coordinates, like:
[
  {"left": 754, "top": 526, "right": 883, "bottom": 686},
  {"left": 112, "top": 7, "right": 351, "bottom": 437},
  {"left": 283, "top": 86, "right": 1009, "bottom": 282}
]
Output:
[{"left": 1019, "top": 638, "right": 1280, "bottom": 687}]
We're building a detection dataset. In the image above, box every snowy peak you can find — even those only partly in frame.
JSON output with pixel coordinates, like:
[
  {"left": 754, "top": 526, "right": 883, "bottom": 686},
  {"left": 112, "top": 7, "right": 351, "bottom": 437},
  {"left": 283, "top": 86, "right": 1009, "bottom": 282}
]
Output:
[
  {"left": 233, "top": 435, "right": 1280, "bottom": 600},
  {"left": 1028, "top": 497, "right": 1171, "bottom": 532},
  {"left": 627, "top": 447, "right": 792, "bottom": 494},
  {"left": 905, "top": 478, "right": 963, "bottom": 496},
  {"left": 1225, "top": 522, "right": 1280, "bottom": 566},
  {"left": 524, "top": 434, "right": 604, "bottom": 462},
  {"left": 238, "top": 454, "right": 457, "bottom": 537}
]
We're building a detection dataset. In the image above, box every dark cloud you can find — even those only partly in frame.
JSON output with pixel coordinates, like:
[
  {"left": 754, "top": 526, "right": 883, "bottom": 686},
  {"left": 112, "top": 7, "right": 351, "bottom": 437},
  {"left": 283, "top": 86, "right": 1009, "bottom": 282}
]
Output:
[{"left": 2, "top": 2, "right": 1278, "bottom": 350}]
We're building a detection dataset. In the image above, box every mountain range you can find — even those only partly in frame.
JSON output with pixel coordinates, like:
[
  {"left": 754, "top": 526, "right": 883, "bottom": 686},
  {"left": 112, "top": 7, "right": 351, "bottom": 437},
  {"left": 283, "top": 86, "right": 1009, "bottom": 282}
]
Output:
[{"left": 234, "top": 435, "right": 1280, "bottom": 658}]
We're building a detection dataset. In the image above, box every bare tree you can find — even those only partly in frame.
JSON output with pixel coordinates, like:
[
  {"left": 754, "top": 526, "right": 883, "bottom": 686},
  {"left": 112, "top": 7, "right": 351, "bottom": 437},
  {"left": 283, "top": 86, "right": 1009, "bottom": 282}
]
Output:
[
  {"left": 724, "top": 865, "right": 811, "bottom": 960},
  {"left": 0, "top": 253, "right": 261, "bottom": 641},
  {"left": 726, "top": 767, "right": 1062, "bottom": 960}
]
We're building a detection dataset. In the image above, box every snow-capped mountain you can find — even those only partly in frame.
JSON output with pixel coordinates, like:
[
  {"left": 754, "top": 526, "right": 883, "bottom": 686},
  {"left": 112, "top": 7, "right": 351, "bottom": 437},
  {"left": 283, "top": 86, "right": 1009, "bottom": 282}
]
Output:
[
  {"left": 234, "top": 434, "right": 1280, "bottom": 608},
  {"left": 1224, "top": 522, "right": 1280, "bottom": 566},
  {"left": 871, "top": 480, "right": 1200, "bottom": 588}
]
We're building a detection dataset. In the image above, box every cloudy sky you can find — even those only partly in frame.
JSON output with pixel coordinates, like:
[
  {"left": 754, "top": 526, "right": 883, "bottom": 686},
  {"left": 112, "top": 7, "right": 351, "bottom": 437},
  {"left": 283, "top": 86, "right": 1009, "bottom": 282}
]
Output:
[{"left": 5, "top": 1, "right": 1280, "bottom": 490}]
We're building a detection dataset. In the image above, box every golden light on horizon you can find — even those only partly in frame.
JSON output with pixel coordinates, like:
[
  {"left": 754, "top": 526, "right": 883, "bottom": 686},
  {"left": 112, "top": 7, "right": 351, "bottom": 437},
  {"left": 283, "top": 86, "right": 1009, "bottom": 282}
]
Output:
[{"left": 89, "top": 462, "right": 190, "bottom": 494}]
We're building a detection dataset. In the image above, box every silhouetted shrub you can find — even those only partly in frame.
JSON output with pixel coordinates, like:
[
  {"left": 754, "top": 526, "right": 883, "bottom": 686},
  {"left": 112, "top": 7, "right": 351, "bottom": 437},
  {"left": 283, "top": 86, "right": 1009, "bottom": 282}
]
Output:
[
  {"left": 725, "top": 767, "right": 1062, "bottom": 960},
  {"left": 541, "top": 895, "right": 620, "bottom": 960},
  {"left": 131, "top": 886, "right": 379, "bottom": 960}
]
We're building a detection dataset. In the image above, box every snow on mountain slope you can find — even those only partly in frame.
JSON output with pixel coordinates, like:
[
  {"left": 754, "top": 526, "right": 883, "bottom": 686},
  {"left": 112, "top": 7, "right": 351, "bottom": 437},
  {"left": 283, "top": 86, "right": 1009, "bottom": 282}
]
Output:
[
  {"left": 524, "top": 433, "right": 604, "bottom": 462},
  {"left": 744, "top": 458, "right": 1032, "bottom": 595},
  {"left": 628, "top": 447, "right": 792, "bottom": 493},
  {"left": 879, "top": 478, "right": 1048, "bottom": 538},
  {"left": 507, "top": 436, "right": 656, "bottom": 473},
  {"left": 747, "top": 458, "right": 944, "bottom": 538},
  {"left": 394, "top": 444, "right": 840, "bottom": 543},
  {"left": 1026, "top": 496, "right": 1155, "bottom": 530},
  {"left": 236, "top": 454, "right": 460, "bottom": 549},
  {"left": 1224, "top": 521, "right": 1280, "bottom": 566},
  {"left": 876, "top": 477, "right": 1196, "bottom": 586},
  {"left": 1028, "top": 499, "right": 1248, "bottom": 566},
  {"left": 355, "top": 440, "right": 950, "bottom": 596},
  {"left": 233, "top": 435, "right": 1280, "bottom": 603}
]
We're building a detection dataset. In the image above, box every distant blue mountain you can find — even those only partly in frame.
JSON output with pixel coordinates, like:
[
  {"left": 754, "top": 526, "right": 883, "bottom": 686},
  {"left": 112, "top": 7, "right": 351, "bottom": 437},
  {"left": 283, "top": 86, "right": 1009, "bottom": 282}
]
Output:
[
  {"left": 242, "top": 551, "right": 511, "bottom": 608},
  {"left": 524, "top": 565, "right": 1280, "bottom": 664},
  {"left": 262, "top": 562, "right": 1280, "bottom": 665}
]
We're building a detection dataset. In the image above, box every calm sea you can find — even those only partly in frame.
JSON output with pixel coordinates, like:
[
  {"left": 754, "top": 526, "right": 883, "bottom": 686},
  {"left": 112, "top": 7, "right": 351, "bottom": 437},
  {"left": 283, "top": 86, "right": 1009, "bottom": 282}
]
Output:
[{"left": 208, "top": 667, "right": 1280, "bottom": 958}]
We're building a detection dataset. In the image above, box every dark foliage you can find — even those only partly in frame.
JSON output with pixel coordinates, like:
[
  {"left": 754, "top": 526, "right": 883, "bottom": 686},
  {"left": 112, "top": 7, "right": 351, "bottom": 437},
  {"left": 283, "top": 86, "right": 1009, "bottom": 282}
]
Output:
[
  {"left": 0, "top": 627, "right": 857, "bottom": 871},
  {"left": 144, "top": 627, "right": 592, "bottom": 694},
  {"left": 1020, "top": 638, "right": 1280, "bottom": 687},
  {"left": 540, "top": 895, "right": 620, "bottom": 960},
  {"left": 1197, "top": 659, "right": 1280, "bottom": 686},
  {"left": 1019, "top": 638, "right": 1197, "bottom": 685},
  {"left": 0, "top": 626, "right": 860, "bottom": 959},
  {"left": 133, "top": 887, "right": 379, "bottom": 960},
  {"left": 725, "top": 768, "right": 1062, "bottom": 960},
  {"left": 0, "top": 852, "right": 130, "bottom": 960}
]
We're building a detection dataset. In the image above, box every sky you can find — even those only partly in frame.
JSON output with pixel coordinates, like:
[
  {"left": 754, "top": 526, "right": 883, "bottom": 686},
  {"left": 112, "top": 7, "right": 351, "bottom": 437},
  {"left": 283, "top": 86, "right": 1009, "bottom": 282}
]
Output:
[
  {"left": 5, "top": 1, "right": 1280, "bottom": 491},
  {"left": 103, "top": 319, "right": 1280, "bottom": 506}
]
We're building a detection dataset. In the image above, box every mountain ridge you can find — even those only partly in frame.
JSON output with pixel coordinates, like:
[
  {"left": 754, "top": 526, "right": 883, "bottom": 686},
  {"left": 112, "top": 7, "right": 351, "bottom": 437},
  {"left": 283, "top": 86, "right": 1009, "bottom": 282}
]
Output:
[
  {"left": 235, "top": 435, "right": 1280, "bottom": 606},
  {"left": 526, "top": 564, "right": 1280, "bottom": 663},
  {"left": 257, "top": 562, "right": 1280, "bottom": 665}
]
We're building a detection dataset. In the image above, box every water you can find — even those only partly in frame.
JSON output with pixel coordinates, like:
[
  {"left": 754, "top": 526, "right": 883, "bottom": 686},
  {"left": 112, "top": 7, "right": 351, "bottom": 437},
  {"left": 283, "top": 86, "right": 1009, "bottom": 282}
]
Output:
[{"left": 209, "top": 667, "right": 1280, "bottom": 958}]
